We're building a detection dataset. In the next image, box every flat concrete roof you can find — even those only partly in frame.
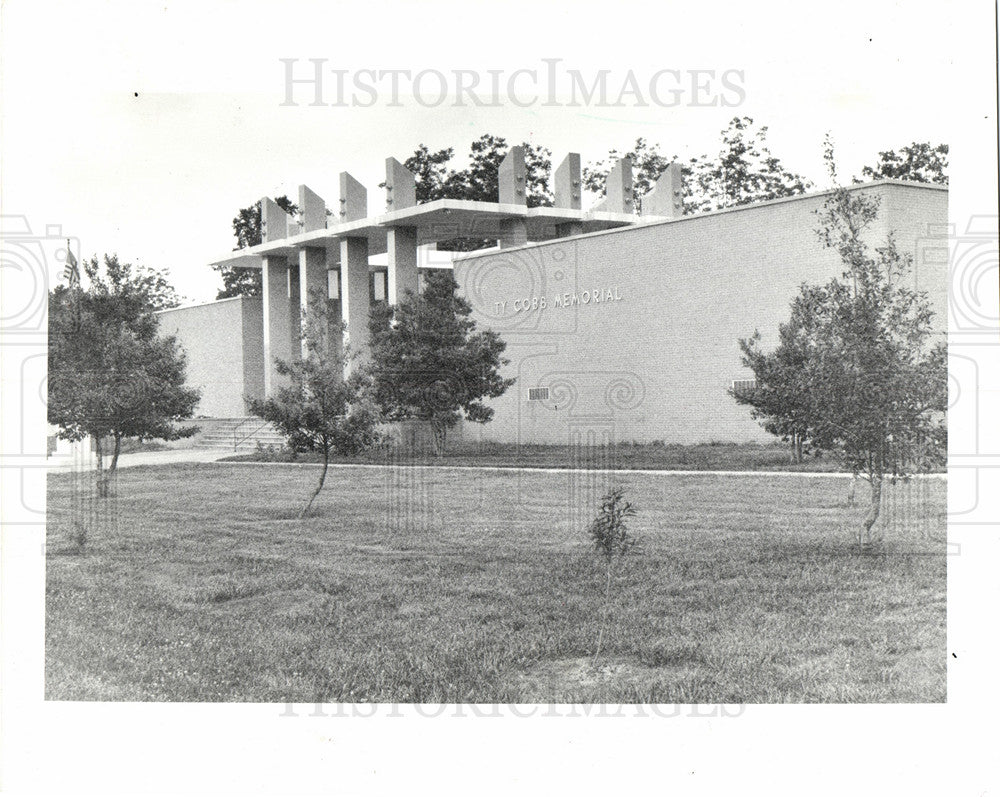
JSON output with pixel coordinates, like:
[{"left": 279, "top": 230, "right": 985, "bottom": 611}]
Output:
[
  {"left": 209, "top": 199, "right": 651, "bottom": 270},
  {"left": 450, "top": 179, "right": 950, "bottom": 262},
  {"left": 209, "top": 179, "right": 948, "bottom": 270}
]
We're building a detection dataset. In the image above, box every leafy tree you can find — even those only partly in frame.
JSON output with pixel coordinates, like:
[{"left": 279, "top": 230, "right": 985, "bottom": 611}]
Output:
[
  {"left": 732, "top": 175, "right": 947, "bottom": 547},
  {"left": 48, "top": 255, "right": 200, "bottom": 503},
  {"left": 585, "top": 117, "right": 811, "bottom": 214},
  {"left": 587, "top": 487, "right": 638, "bottom": 663},
  {"left": 366, "top": 269, "right": 515, "bottom": 455},
  {"left": 732, "top": 317, "right": 820, "bottom": 464},
  {"left": 68, "top": 253, "right": 183, "bottom": 310},
  {"left": 858, "top": 142, "right": 949, "bottom": 185},
  {"left": 391, "top": 134, "right": 552, "bottom": 250},
  {"left": 248, "top": 294, "right": 381, "bottom": 517},
  {"left": 401, "top": 143, "right": 456, "bottom": 203},
  {"left": 398, "top": 134, "right": 552, "bottom": 207},
  {"left": 214, "top": 195, "right": 298, "bottom": 298},
  {"left": 120, "top": 264, "right": 184, "bottom": 310},
  {"left": 583, "top": 136, "right": 675, "bottom": 212},
  {"left": 449, "top": 134, "right": 553, "bottom": 208},
  {"left": 690, "top": 117, "right": 811, "bottom": 211}
]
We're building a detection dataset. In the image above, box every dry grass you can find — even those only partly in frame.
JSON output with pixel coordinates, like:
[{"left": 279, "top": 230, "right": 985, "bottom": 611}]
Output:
[{"left": 46, "top": 463, "right": 946, "bottom": 702}]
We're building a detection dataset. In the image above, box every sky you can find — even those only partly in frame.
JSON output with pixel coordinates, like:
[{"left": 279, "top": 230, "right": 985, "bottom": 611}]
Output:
[{"left": 0, "top": 0, "right": 992, "bottom": 304}]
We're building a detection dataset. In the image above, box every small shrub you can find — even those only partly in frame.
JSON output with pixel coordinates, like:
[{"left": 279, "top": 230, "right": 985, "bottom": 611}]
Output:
[
  {"left": 587, "top": 487, "right": 638, "bottom": 664},
  {"left": 253, "top": 442, "right": 297, "bottom": 462},
  {"left": 69, "top": 520, "right": 88, "bottom": 553}
]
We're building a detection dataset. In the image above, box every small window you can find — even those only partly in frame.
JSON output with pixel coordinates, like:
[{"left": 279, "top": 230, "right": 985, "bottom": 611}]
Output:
[
  {"left": 731, "top": 379, "right": 758, "bottom": 392},
  {"left": 327, "top": 269, "right": 341, "bottom": 301},
  {"left": 370, "top": 269, "right": 388, "bottom": 304},
  {"left": 528, "top": 387, "right": 550, "bottom": 401}
]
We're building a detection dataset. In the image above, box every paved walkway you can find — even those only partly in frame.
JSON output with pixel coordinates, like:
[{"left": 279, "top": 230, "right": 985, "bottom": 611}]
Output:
[
  {"left": 221, "top": 461, "right": 946, "bottom": 480},
  {"left": 46, "top": 448, "right": 230, "bottom": 472}
]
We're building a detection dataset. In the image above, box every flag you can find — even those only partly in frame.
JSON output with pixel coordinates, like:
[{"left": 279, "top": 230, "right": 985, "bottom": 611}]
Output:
[{"left": 63, "top": 240, "right": 80, "bottom": 287}]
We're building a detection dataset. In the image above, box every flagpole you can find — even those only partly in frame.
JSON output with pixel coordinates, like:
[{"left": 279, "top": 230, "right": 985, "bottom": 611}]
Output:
[{"left": 67, "top": 238, "right": 82, "bottom": 329}]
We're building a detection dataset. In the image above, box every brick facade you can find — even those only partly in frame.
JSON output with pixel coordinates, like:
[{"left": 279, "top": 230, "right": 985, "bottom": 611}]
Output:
[{"left": 453, "top": 182, "right": 948, "bottom": 445}]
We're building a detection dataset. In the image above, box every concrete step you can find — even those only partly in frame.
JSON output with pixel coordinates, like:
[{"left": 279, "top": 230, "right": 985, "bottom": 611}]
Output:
[
  {"left": 196, "top": 439, "right": 287, "bottom": 452},
  {"left": 192, "top": 418, "right": 287, "bottom": 452}
]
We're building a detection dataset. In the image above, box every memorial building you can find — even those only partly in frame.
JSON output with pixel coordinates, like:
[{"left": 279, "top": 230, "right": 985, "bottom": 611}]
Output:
[{"left": 158, "top": 147, "right": 948, "bottom": 447}]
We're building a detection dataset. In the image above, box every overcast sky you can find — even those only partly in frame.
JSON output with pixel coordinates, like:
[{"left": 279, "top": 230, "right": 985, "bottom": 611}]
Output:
[{"left": 1, "top": 0, "right": 991, "bottom": 303}]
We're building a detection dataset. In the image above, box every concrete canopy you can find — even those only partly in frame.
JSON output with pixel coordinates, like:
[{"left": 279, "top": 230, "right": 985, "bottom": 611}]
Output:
[{"left": 209, "top": 199, "right": 652, "bottom": 269}]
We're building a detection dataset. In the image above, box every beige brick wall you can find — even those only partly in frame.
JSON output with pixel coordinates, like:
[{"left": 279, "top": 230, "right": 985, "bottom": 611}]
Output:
[
  {"left": 157, "top": 296, "right": 264, "bottom": 418},
  {"left": 454, "top": 182, "right": 948, "bottom": 445}
]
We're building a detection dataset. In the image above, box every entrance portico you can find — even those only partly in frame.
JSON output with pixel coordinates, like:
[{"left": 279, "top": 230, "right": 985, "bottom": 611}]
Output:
[{"left": 212, "top": 150, "right": 670, "bottom": 394}]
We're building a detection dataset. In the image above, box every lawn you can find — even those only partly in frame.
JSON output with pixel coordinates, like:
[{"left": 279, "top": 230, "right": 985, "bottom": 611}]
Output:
[
  {"left": 221, "top": 439, "right": 855, "bottom": 472},
  {"left": 46, "top": 463, "right": 947, "bottom": 703}
]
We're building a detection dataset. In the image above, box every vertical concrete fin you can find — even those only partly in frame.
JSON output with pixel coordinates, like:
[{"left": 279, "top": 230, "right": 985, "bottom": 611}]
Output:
[
  {"left": 643, "top": 162, "right": 684, "bottom": 218},
  {"left": 498, "top": 145, "right": 527, "bottom": 205},
  {"left": 338, "top": 172, "right": 368, "bottom": 222},
  {"left": 261, "top": 197, "right": 293, "bottom": 243},
  {"left": 385, "top": 157, "right": 417, "bottom": 211},
  {"left": 604, "top": 157, "right": 634, "bottom": 214},
  {"left": 554, "top": 153, "right": 582, "bottom": 210},
  {"left": 298, "top": 184, "right": 327, "bottom": 231}
]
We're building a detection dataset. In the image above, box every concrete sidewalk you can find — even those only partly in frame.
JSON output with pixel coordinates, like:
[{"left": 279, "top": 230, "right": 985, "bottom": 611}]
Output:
[{"left": 46, "top": 448, "right": 230, "bottom": 472}]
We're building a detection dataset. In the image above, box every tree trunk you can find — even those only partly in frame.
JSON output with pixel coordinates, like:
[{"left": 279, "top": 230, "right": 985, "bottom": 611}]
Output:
[
  {"left": 97, "top": 433, "right": 121, "bottom": 498},
  {"left": 95, "top": 436, "right": 107, "bottom": 498},
  {"left": 431, "top": 422, "right": 447, "bottom": 458},
  {"left": 789, "top": 433, "right": 804, "bottom": 464},
  {"left": 861, "top": 474, "right": 883, "bottom": 547},
  {"left": 300, "top": 449, "right": 330, "bottom": 519},
  {"left": 592, "top": 560, "right": 614, "bottom": 664}
]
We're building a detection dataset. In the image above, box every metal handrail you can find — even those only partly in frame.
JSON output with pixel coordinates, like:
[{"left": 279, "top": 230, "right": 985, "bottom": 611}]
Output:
[{"left": 232, "top": 418, "right": 273, "bottom": 451}]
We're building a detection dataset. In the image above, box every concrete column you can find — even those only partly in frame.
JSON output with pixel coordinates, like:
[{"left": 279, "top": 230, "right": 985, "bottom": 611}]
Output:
[
  {"left": 287, "top": 263, "right": 301, "bottom": 358},
  {"left": 499, "top": 218, "right": 528, "bottom": 249},
  {"left": 642, "top": 162, "right": 684, "bottom": 218},
  {"left": 497, "top": 147, "right": 528, "bottom": 247},
  {"left": 340, "top": 237, "right": 370, "bottom": 360},
  {"left": 262, "top": 256, "right": 294, "bottom": 394},
  {"left": 295, "top": 186, "right": 329, "bottom": 357},
  {"left": 387, "top": 226, "right": 418, "bottom": 304},
  {"left": 298, "top": 247, "right": 328, "bottom": 356}
]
